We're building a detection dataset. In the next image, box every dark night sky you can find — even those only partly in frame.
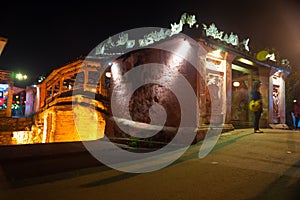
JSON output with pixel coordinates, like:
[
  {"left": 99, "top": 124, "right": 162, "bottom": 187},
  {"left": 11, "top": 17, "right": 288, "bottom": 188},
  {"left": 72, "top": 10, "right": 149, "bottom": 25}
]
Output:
[{"left": 1, "top": 0, "right": 300, "bottom": 85}]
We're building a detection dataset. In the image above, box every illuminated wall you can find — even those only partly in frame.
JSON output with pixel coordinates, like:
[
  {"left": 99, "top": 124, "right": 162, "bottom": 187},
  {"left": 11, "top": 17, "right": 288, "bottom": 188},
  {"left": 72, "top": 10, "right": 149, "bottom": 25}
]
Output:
[
  {"left": 269, "top": 70, "right": 286, "bottom": 124},
  {"left": 198, "top": 38, "right": 290, "bottom": 128},
  {"left": 203, "top": 49, "right": 227, "bottom": 124},
  {"left": 32, "top": 58, "right": 108, "bottom": 143},
  {"left": 109, "top": 48, "right": 198, "bottom": 141}
]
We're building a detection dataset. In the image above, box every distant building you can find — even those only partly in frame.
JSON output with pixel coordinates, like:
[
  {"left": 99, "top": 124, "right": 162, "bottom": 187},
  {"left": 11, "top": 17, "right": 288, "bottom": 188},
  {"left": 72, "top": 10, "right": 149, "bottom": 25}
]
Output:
[
  {"left": 0, "top": 38, "right": 10, "bottom": 116},
  {"left": 0, "top": 70, "right": 13, "bottom": 117}
]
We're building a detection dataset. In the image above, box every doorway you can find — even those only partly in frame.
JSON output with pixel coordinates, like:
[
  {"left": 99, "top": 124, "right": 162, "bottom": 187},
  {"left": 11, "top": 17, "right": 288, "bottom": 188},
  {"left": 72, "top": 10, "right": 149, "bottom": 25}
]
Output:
[{"left": 231, "top": 64, "right": 254, "bottom": 127}]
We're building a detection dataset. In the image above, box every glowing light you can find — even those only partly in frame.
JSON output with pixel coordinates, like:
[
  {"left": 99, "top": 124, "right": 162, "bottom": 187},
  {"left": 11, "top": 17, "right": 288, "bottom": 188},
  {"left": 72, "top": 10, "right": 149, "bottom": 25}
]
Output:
[
  {"left": 233, "top": 81, "right": 240, "bottom": 87},
  {"left": 42, "top": 113, "right": 47, "bottom": 143},
  {"left": 171, "top": 40, "right": 191, "bottom": 64},
  {"left": 73, "top": 105, "right": 105, "bottom": 141},
  {"left": 105, "top": 72, "right": 112, "bottom": 78},
  {"left": 237, "top": 58, "right": 254, "bottom": 66},
  {"left": 15, "top": 73, "right": 28, "bottom": 80},
  {"left": 12, "top": 131, "right": 32, "bottom": 144}
]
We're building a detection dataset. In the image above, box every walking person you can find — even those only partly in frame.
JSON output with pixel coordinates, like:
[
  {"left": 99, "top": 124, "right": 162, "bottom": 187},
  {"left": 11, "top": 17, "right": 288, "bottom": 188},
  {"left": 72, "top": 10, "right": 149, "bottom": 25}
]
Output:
[
  {"left": 292, "top": 100, "right": 300, "bottom": 130},
  {"left": 251, "top": 80, "right": 263, "bottom": 133}
]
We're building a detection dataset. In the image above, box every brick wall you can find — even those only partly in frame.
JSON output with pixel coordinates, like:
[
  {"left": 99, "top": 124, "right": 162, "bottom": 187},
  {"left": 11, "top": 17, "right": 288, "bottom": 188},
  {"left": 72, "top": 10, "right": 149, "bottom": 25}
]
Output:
[{"left": 0, "top": 117, "right": 33, "bottom": 131}]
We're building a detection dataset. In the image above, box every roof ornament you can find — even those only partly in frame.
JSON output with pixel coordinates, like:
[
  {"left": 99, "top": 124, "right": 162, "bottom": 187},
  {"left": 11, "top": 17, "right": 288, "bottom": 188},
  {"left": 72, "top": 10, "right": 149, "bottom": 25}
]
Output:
[{"left": 202, "top": 23, "right": 250, "bottom": 51}]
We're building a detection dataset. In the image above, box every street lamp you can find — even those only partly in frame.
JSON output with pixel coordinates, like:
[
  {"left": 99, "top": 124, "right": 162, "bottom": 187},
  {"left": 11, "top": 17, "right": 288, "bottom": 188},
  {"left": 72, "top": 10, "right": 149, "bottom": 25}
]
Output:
[
  {"left": 15, "top": 73, "right": 28, "bottom": 81},
  {"left": 11, "top": 72, "right": 28, "bottom": 117}
]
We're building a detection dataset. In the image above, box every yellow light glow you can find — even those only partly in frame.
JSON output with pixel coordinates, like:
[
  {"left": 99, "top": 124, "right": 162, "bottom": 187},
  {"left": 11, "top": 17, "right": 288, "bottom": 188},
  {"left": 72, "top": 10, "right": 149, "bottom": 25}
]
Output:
[
  {"left": 73, "top": 105, "right": 105, "bottom": 141},
  {"left": 16, "top": 73, "right": 23, "bottom": 80},
  {"left": 12, "top": 131, "right": 33, "bottom": 144},
  {"left": 237, "top": 58, "right": 254, "bottom": 66}
]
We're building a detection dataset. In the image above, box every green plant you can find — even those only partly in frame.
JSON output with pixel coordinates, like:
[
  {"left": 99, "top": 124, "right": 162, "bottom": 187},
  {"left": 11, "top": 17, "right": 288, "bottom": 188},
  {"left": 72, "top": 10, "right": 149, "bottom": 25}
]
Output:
[{"left": 128, "top": 141, "right": 138, "bottom": 147}]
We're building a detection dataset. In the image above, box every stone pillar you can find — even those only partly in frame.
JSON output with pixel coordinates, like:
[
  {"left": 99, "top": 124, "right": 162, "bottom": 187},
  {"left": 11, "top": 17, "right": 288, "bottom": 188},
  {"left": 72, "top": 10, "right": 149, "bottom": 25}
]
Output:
[
  {"left": 224, "top": 53, "right": 235, "bottom": 125},
  {"left": 39, "top": 83, "right": 46, "bottom": 108},
  {"left": 280, "top": 74, "right": 286, "bottom": 124},
  {"left": 6, "top": 83, "right": 13, "bottom": 117},
  {"left": 269, "top": 68, "right": 288, "bottom": 125},
  {"left": 197, "top": 63, "right": 207, "bottom": 126},
  {"left": 50, "top": 109, "right": 56, "bottom": 142}
]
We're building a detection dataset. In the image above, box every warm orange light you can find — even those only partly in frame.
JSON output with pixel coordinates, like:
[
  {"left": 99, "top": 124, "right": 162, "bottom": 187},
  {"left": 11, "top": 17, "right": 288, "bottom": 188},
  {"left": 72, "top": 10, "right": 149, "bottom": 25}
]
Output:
[
  {"left": 73, "top": 105, "right": 105, "bottom": 141},
  {"left": 12, "top": 131, "right": 33, "bottom": 144}
]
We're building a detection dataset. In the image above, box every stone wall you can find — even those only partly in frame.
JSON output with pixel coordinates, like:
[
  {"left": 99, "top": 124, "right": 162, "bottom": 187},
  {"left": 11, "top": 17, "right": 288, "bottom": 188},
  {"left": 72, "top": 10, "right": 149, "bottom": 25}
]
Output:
[
  {"left": 0, "top": 117, "right": 33, "bottom": 131},
  {"left": 11, "top": 129, "right": 42, "bottom": 145},
  {"left": 0, "top": 132, "right": 12, "bottom": 145},
  {"left": 110, "top": 48, "right": 198, "bottom": 142},
  {"left": 35, "top": 101, "right": 107, "bottom": 143}
]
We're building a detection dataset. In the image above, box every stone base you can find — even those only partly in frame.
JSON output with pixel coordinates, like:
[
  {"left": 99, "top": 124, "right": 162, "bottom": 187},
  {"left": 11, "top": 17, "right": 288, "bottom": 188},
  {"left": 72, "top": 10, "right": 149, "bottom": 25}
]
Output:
[{"left": 269, "top": 123, "right": 289, "bottom": 129}]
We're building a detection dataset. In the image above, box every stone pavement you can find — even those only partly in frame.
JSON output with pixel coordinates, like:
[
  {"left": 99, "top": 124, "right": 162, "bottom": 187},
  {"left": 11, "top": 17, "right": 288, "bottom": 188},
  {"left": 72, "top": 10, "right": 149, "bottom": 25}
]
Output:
[{"left": 1, "top": 127, "right": 300, "bottom": 199}]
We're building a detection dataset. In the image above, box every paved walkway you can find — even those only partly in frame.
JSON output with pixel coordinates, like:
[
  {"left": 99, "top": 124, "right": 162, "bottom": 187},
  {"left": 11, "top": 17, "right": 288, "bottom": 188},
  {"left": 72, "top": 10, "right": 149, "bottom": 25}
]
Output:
[{"left": 1, "top": 127, "right": 300, "bottom": 200}]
